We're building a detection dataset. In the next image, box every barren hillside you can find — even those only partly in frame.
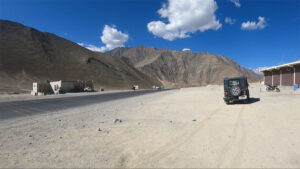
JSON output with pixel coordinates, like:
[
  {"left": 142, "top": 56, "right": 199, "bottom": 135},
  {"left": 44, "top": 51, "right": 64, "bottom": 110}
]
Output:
[
  {"left": 0, "top": 20, "right": 161, "bottom": 93},
  {"left": 109, "top": 46, "right": 262, "bottom": 87}
]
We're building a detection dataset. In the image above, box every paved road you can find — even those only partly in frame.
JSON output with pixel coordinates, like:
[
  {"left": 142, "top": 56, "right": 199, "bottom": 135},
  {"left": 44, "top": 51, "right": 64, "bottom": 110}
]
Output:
[{"left": 0, "top": 90, "right": 165, "bottom": 120}]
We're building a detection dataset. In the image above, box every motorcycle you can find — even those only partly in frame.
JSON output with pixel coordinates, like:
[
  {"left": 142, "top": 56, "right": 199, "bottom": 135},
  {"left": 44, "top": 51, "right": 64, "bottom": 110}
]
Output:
[{"left": 266, "top": 85, "right": 280, "bottom": 92}]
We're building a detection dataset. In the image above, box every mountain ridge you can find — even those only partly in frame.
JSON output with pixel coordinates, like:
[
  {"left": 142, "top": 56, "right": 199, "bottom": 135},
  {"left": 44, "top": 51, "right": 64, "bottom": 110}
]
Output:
[
  {"left": 109, "top": 46, "right": 262, "bottom": 87},
  {"left": 0, "top": 20, "right": 162, "bottom": 93}
]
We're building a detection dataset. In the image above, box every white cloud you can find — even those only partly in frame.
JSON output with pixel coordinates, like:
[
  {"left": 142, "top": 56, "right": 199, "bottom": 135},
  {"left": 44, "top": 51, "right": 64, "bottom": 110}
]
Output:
[
  {"left": 241, "top": 16, "right": 267, "bottom": 30},
  {"left": 229, "top": 0, "right": 241, "bottom": 7},
  {"left": 225, "top": 17, "right": 235, "bottom": 24},
  {"left": 147, "top": 0, "right": 222, "bottom": 41},
  {"left": 182, "top": 48, "right": 191, "bottom": 51},
  {"left": 77, "top": 25, "right": 129, "bottom": 53},
  {"left": 99, "top": 25, "right": 129, "bottom": 52},
  {"left": 78, "top": 43, "right": 102, "bottom": 52}
]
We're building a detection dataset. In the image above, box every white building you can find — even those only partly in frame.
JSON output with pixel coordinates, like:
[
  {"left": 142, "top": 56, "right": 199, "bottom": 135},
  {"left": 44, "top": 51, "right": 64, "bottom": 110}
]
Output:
[{"left": 31, "top": 81, "right": 51, "bottom": 96}]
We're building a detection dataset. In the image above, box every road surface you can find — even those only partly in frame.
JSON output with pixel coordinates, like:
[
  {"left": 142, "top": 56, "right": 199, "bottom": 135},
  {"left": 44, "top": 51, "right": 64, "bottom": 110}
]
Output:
[{"left": 0, "top": 90, "right": 164, "bottom": 120}]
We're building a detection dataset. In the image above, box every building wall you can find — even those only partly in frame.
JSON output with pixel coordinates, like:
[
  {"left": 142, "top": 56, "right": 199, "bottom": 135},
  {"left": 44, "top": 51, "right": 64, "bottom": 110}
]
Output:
[
  {"left": 32, "top": 82, "right": 52, "bottom": 94},
  {"left": 295, "top": 64, "right": 300, "bottom": 85},
  {"left": 281, "top": 67, "right": 294, "bottom": 86},
  {"left": 264, "top": 71, "right": 272, "bottom": 85},
  {"left": 61, "top": 81, "right": 76, "bottom": 92},
  {"left": 272, "top": 69, "right": 280, "bottom": 86}
]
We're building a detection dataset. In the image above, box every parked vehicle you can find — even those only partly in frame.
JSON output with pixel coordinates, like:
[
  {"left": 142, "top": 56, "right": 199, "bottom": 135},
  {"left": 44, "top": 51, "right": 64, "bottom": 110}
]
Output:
[
  {"left": 223, "top": 76, "right": 250, "bottom": 104},
  {"left": 84, "top": 86, "right": 93, "bottom": 92},
  {"left": 266, "top": 85, "right": 280, "bottom": 92},
  {"left": 132, "top": 85, "right": 139, "bottom": 90}
]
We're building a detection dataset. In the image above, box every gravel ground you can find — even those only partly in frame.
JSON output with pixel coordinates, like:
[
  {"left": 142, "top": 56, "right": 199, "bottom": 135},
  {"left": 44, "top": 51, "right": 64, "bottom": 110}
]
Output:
[{"left": 0, "top": 84, "right": 299, "bottom": 168}]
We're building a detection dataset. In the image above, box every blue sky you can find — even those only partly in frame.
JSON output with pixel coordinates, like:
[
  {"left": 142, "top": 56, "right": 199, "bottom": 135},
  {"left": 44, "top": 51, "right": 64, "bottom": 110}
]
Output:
[{"left": 0, "top": 0, "right": 299, "bottom": 70}]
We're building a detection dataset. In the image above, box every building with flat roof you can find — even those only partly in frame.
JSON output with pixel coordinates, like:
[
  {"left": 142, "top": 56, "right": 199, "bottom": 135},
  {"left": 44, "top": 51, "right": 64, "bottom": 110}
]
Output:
[{"left": 260, "top": 60, "right": 300, "bottom": 86}]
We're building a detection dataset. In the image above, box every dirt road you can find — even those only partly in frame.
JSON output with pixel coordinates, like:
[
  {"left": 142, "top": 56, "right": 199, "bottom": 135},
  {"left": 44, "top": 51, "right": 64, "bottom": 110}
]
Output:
[{"left": 0, "top": 84, "right": 299, "bottom": 168}]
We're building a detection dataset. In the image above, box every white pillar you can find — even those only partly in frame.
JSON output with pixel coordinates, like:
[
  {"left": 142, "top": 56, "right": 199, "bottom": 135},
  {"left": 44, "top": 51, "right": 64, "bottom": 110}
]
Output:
[
  {"left": 294, "top": 66, "right": 296, "bottom": 85},
  {"left": 280, "top": 69, "right": 282, "bottom": 86},
  {"left": 272, "top": 71, "right": 274, "bottom": 86}
]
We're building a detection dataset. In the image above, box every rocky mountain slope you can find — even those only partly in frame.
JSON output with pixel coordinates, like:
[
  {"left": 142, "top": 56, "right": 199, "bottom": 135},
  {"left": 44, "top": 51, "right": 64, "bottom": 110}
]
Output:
[
  {"left": 0, "top": 20, "right": 161, "bottom": 93},
  {"left": 109, "top": 46, "right": 262, "bottom": 87}
]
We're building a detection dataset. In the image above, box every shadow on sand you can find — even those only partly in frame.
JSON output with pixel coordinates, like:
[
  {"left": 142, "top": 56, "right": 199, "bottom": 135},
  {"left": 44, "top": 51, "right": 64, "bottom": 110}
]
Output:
[
  {"left": 226, "top": 97, "right": 260, "bottom": 105},
  {"left": 248, "top": 97, "right": 260, "bottom": 104}
]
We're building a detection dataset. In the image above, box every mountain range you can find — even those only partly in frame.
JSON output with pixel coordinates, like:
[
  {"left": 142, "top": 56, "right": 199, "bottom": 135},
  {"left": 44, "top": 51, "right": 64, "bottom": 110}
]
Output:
[
  {"left": 109, "top": 46, "right": 262, "bottom": 87},
  {"left": 0, "top": 20, "right": 261, "bottom": 93},
  {"left": 0, "top": 20, "right": 161, "bottom": 93}
]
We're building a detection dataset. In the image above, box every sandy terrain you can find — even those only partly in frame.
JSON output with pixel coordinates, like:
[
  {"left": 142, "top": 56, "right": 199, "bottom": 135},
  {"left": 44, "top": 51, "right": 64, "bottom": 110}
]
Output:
[{"left": 0, "top": 84, "right": 299, "bottom": 168}]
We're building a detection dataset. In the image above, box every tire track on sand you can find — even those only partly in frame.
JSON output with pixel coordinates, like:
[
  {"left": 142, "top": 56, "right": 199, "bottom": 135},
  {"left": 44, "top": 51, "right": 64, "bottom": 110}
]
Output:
[
  {"left": 216, "top": 105, "right": 247, "bottom": 168},
  {"left": 131, "top": 105, "right": 224, "bottom": 167}
]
